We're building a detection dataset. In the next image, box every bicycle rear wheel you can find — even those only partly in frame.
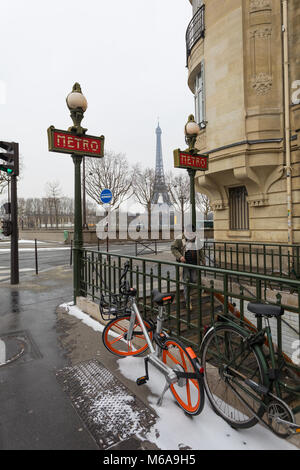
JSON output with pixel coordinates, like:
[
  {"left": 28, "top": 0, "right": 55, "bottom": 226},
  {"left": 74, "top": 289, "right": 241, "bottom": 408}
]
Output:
[
  {"left": 162, "top": 338, "right": 205, "bottom": 416},
  {"left": 200, "top": 323, "right": 267, "bottom": 429},
  {"left": 102, "top": 315, "right": 153, "bottom": 357}
]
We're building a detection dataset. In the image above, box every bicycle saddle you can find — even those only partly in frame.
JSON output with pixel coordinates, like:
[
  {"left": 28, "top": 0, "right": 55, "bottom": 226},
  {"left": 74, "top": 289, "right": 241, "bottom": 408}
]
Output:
[
  {"left": 152, "top": 289, "right": 175, "bottom": 306},
  {"left": 248, "top": 303, "right": 284, "bottom": 318}
]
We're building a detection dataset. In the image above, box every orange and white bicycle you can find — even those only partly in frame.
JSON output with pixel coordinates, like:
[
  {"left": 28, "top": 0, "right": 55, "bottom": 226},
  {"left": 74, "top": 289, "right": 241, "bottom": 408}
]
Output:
[{"left": 101, "top": 262, "right": 205, "bottom": 415}]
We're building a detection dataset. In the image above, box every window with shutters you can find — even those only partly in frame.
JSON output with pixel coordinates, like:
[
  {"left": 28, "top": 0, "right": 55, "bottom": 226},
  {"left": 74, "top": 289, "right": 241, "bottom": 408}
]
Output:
[{"left": 229, "top": 186, "right": 249, "bottom": 230}]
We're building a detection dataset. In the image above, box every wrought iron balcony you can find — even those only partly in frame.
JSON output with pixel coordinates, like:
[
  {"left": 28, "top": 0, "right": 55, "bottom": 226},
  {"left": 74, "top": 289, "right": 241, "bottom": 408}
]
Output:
[{"left": 186, "top": 4, "right": 205, "bottom": 63}]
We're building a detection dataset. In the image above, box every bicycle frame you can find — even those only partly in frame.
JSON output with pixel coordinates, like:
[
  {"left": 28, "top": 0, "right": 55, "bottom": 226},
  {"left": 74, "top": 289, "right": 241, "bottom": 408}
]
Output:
[
  {"left": 126, "top": 297, "right": 179, "bottom": 386},
  {"left": 209, "top": 317, "right": 300, "bottom": 436},
  {"left": 103, "top": 263, "right": 205, "bottom": 413}
]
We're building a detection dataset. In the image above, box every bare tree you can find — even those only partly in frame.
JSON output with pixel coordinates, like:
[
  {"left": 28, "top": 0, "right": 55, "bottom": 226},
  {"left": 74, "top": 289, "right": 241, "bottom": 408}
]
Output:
[
  {"left": 18, "top": 197, "right": 26, "bottom": 229},
  {"left": 131, "top": 165, "right": 156, "bottom": 237},
  {"left": 85, "top": 151, "right": 132, "bottom": 211},
  {"left": 166, "top": 171, "right": 190, "bottom": 232},
  {"left": 45, "top": 180, "right": 62, "bottom": 228},
  {"left": 0, "top": 173, "right": 9, "bottom": 195},
  {"left": 196, "top": 192, "right": 212, "bottom": 219}
]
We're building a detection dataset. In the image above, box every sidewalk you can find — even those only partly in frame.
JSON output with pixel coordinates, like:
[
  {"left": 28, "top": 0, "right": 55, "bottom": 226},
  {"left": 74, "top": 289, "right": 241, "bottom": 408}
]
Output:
[
  {"left": 0, "top": 265, "right": 297, "bottom": 450},
  {"left": 0, "top": 265, "right": 158, "bottom": 450}
]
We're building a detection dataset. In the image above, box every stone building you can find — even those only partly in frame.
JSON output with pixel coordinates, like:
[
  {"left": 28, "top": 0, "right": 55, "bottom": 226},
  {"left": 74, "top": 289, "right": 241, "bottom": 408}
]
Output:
[{"left": 186, "top": 0, "right": 300, "bottom": 243}]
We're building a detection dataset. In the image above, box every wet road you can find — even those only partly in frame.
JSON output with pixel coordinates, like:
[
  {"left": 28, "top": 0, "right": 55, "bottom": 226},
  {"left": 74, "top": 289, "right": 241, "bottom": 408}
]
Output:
[
  {"left": 0, "top": 266, "right": 98, "bottom": 450},
  {"left": 0, "top": 241, "right": 171, "bottom": 282}
]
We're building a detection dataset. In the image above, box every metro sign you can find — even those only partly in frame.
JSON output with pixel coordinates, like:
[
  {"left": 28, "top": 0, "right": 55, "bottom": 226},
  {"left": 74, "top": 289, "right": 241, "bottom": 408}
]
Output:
[
  {"left": 174, "top": 149, "right": 208, "bottom": 171},
  {"left": 47, "top": 126, "right": 104, "bottom": 158}
]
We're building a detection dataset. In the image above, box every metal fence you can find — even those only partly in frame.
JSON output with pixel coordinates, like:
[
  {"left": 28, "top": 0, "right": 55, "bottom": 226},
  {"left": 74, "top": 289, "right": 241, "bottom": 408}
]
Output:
[
  {"left": 203, "top": 241, "right": 300, "bottom": 280},
  {"left": 80, "top": 248, "right": 300, "bottom": 372},
  {"left": 186, "top": 5, "right": 205, "bottom": 62}
]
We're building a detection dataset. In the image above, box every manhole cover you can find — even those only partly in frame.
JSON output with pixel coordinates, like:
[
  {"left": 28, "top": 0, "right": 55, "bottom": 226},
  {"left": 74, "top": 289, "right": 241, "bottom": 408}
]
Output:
[
  {"left": 0, "top": 330, "right": 42, "bottom": 367},
  {"left": 56, "top": 359, "right": 157, "bottom": 449},
  {"left": 0, "top": 336, "right": 25, "bottom": 366}
]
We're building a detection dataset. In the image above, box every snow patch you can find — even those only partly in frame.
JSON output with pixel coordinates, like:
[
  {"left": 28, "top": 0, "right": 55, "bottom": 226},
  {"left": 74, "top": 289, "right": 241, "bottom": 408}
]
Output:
[{"left": 60, "top": 301, "right": 297, "bottom": 451}]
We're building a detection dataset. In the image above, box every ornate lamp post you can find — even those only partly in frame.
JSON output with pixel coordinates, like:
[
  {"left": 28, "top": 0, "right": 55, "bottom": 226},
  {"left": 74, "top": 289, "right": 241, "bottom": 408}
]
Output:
[
  {"left": 48, "top": 83, "right": 104, "bottom": 304},
  {"left": 66, "top": 83, "right": 89, "bottom": 230},
  {"left": 66, "top": 83, "right": 88, "bottom": 302},
  {"left": 184, "top": 115, "right": 201, "bottom": 230},
  {"left": 66, "top": 83, "right": 88, "bottom": 134}
]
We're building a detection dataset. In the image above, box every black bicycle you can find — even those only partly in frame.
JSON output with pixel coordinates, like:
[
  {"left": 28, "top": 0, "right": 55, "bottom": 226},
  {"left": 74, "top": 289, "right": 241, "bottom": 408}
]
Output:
[{"left": 200, "top": 303, "right": 300, "bottom": 438}]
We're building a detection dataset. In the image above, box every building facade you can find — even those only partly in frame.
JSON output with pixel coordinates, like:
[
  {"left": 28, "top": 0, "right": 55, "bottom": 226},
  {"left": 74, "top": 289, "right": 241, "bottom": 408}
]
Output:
[{"left": 186, "top": 0, "right": 300, "bottom": 243}]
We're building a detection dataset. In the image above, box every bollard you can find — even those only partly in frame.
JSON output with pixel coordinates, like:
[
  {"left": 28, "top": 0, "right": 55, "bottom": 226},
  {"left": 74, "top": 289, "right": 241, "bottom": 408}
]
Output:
[
  {"left": 35, "top": 239, "right": 38, "bottom": 275},
  {"left": 70, "top": 239, "right": 73, "bottom": 266}
]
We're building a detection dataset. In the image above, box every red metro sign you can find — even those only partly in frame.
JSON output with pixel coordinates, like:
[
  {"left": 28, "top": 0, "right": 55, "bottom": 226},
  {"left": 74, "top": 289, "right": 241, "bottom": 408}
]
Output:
[
  {"left": 47, "top": 126, "right": 104, "bottom": 158},
  {"left": 173, "top": 149, "right": 208, "bottom": 170}
]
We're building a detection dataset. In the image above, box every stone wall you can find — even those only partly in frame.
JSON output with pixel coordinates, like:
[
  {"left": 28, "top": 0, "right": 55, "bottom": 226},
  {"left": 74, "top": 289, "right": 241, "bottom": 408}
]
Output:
[{"left": 186, "top": 0, "right": 300, "bottom": 243}]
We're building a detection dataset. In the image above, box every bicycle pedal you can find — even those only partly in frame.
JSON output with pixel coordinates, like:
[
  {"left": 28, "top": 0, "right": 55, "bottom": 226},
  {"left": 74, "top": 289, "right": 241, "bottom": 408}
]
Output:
[{"left": 136, "top": 376, "right": 148, "bottom": 386}]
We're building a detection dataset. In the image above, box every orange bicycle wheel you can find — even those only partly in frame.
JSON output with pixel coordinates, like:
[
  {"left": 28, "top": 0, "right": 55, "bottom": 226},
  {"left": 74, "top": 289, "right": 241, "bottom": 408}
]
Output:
[
  {"left": 162, "top": 338, "right": 204, "bottom": 415},
  {"left": 102, "top": 315, "right": 153, "bottom": 357}
]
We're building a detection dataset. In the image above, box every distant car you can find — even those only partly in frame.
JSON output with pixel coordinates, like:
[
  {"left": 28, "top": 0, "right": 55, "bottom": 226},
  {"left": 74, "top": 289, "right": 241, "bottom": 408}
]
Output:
[{"left": 136, "top": 223, "right": 145, "bottom": 232}]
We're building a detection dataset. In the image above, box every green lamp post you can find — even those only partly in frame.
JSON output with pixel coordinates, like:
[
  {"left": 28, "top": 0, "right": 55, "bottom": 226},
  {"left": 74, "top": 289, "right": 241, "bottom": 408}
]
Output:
[
  {"left": 47, "top": 83, "right": 105, "bottom": 304},
  {"left": 66, "top": 83, "right": 88, "bottom": 303},
  {"left": 184, "top": 115, "right": 201, "bottom": 230}
]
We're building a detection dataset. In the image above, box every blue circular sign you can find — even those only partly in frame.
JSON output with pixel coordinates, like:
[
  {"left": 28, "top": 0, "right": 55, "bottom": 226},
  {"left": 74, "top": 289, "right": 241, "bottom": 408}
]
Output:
[{"left": 100, "top": 189, "right": 113, "bottom": 204}]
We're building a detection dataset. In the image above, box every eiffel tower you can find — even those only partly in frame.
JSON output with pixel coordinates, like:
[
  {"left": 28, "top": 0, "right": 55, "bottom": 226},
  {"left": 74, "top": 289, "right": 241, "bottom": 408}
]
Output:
[{"left": 152, "top": 123, "right": 171, "bottom": 205}]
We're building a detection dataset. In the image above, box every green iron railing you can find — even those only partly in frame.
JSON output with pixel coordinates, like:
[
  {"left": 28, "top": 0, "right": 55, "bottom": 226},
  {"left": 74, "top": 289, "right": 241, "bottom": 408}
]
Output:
[
  {"left": 203, "top": 241, "right": 300, "bottom": 280},
  {"left": 78, "top": 246, "right": 300, "bottom": 407},
  {"left": 80, "top": 249, "right": 300, "bottom": 367}
]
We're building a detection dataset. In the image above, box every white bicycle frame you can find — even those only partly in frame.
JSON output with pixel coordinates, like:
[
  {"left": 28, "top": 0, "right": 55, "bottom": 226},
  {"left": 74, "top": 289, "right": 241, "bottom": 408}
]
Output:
[{"left": 127, "top": 297, "right": 179, "bottom": 389}]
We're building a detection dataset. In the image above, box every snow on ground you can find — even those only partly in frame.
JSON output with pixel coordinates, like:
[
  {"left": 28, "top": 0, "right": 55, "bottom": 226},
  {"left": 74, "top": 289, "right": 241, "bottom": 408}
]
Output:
[{"left": 63, "top": 302, "right": 297, "bottom": 451}]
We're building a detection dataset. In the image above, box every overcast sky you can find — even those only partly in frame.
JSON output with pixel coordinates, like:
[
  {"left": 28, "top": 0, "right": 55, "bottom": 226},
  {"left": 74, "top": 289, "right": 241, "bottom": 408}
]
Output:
[{"left": 0, "top": 0, "right": 193, "bottom": 200}]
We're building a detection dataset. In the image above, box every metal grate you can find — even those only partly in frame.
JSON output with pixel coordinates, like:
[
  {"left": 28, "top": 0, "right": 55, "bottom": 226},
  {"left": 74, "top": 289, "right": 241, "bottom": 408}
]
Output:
[{"left": 56, "top": 359, "right": 157, "bottom": 449}]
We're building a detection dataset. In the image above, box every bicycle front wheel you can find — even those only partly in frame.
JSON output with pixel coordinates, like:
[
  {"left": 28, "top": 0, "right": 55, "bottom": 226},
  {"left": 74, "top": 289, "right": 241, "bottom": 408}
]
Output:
[
  {"left": 102, "top": 315, "right": 153, "bottom": 357},
  {"left": 162, "top": 338, "right": 205, "bottom": 416},
  {"left": 200, "top": 324, "right": 267, "bottom": 429}
]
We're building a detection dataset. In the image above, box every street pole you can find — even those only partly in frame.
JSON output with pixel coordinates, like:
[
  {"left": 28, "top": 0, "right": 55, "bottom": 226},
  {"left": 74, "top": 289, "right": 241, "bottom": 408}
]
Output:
[
  {"left": 10, "top": 168, "right": 19, "bottom": 285},
  {"left": 187, "top": 168, "right": 196, "bottom": 230},
  {"left": 72, "top": 154, "right": 83, "bottom": 303},
  {"left": 47, "top": 83, "right": 105, "bottom": 305},
  {"left": 106, "top": 207, "right": 109, "bottom": 252},
  {"left": 82, "top": 156, "right": 88, "bottom": 230}
]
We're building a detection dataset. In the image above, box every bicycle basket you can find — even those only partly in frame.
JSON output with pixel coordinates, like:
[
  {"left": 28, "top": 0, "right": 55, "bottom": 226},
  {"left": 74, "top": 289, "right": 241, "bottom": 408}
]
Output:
[{"left": 99, "top": 292, "right": 130, "bottom": 321}]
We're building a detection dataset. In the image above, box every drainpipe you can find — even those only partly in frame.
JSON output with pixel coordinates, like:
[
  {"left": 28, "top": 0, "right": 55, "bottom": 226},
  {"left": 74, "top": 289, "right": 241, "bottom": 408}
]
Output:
[{"left": 282, "top": 0, "right": 293, "bottom": 247}]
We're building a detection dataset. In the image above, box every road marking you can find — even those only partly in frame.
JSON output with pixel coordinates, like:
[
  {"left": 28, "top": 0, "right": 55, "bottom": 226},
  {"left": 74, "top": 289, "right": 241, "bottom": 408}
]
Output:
[
  {"left": 0, "top": 247, "right": 70, "bottom": 253},
  {"left": 0, "top": 339, "right": 6, "bottom": 364},
  {"left": 0, "top": 268, "right": 35, "bottom": 273}
]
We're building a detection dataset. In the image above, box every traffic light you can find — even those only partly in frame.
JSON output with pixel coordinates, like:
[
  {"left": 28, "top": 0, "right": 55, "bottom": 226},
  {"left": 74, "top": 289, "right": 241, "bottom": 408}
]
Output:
[
  {"left": 0, "top": 164, "right": 13, "bottom": 174},
  {"left": 1, "top": 219, "right": 12, "bottom": 236},
  {"left": 0, "top": 141, "right": 19, "bottom": 176}
]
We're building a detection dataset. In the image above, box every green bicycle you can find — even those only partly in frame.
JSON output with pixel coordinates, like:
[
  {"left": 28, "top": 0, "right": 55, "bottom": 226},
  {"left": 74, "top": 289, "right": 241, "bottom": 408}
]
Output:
[{"left": 200, "top": 302, "right": 300, "bottom": 438}]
